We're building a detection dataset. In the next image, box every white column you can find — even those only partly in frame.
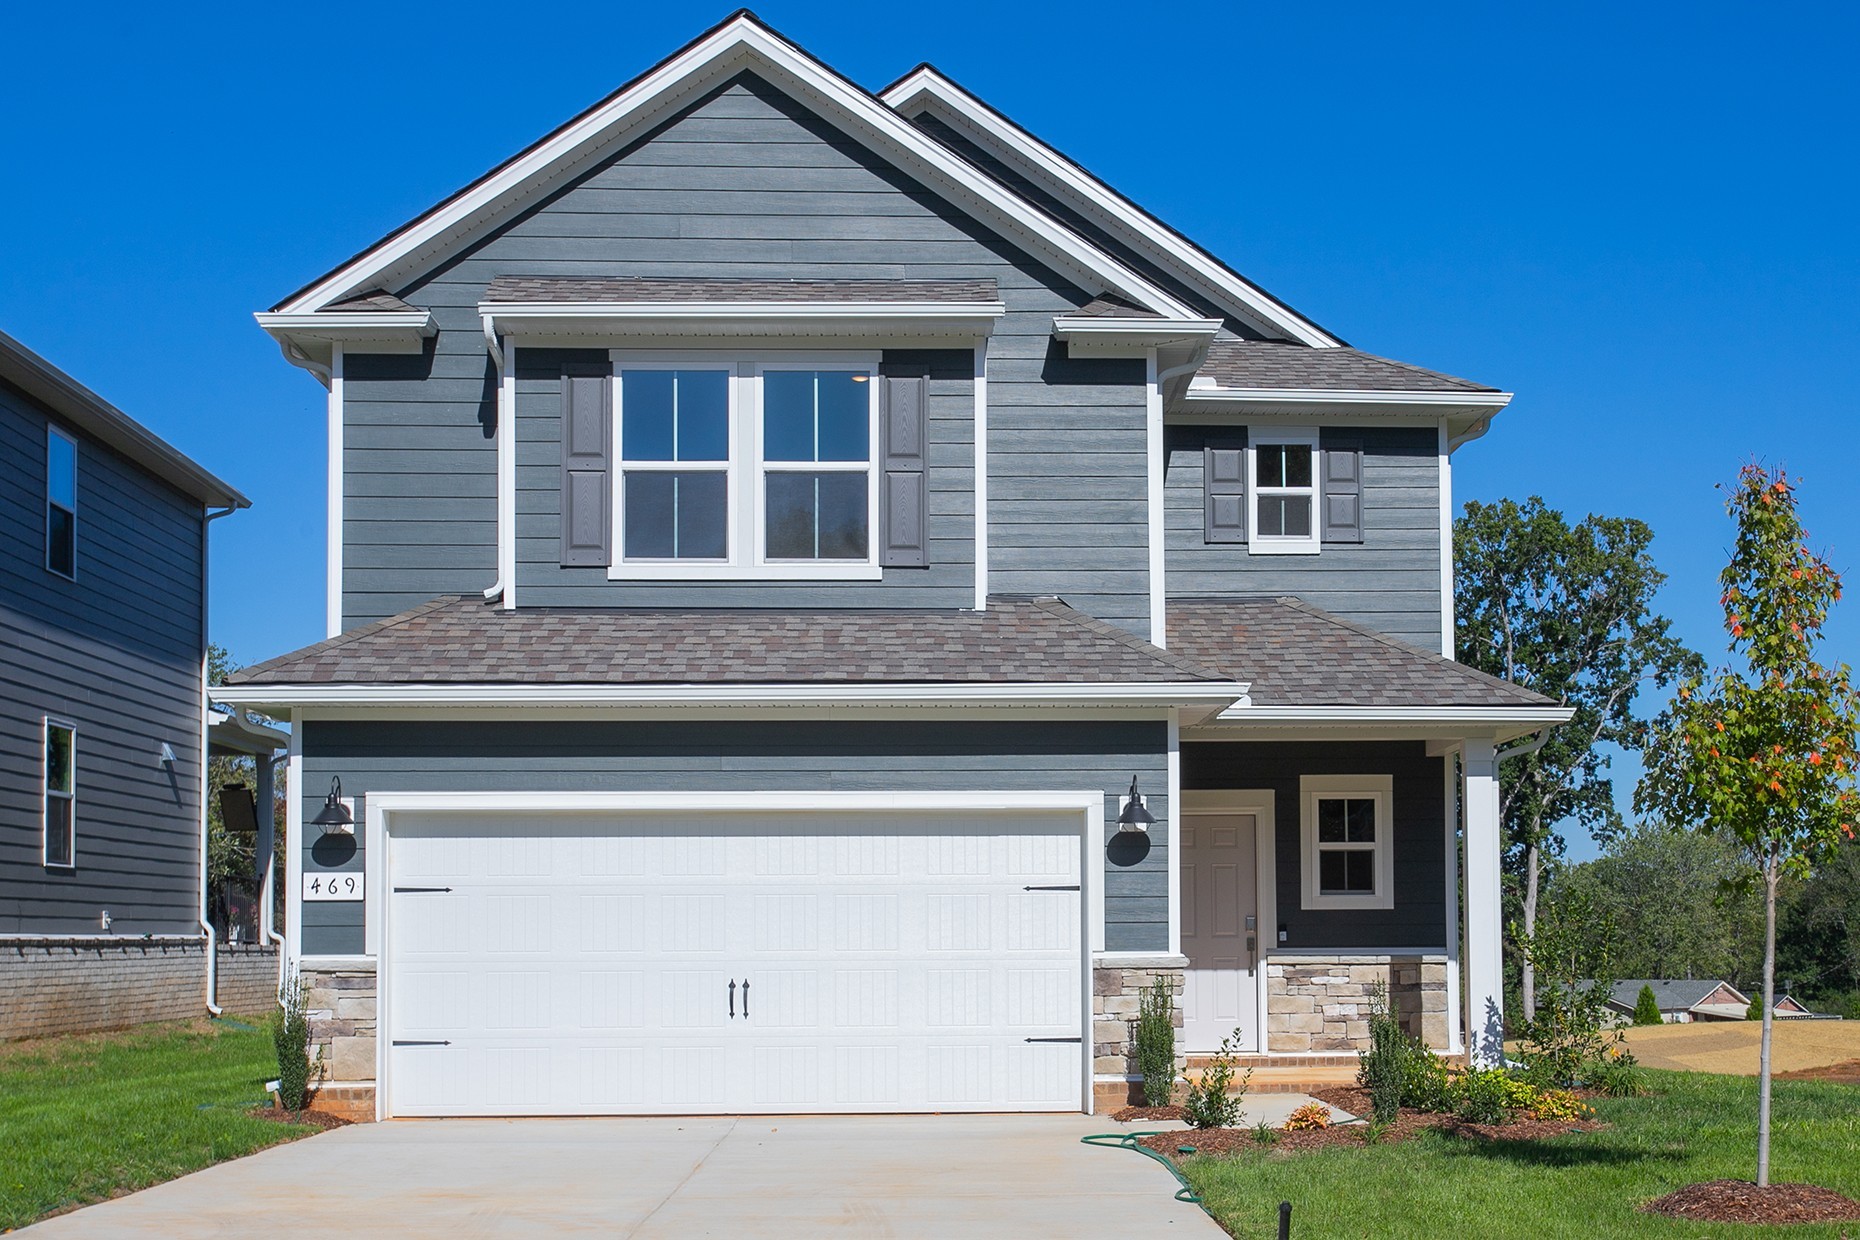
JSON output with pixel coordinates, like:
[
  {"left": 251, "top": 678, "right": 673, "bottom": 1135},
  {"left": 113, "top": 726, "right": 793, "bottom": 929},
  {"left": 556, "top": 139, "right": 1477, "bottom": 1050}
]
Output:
[
  {"left": 1442, "top": 746, "right": 1464, "bottom": 1055},
  {"left": 1461, "top": 738, "right": 1504, "bottom": 1066}
]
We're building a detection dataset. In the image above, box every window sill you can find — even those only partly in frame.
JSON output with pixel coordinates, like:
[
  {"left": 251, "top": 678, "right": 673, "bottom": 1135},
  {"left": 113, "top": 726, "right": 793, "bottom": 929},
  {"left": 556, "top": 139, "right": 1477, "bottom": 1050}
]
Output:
[
  {"left": 605, "top": 562, "right": 884, "bottom": 582},
  {"left": 1247, "top": 540, "right": 1321, "bottom": 557},
  {"left": 1299, "top": 891, "right": 1394, "bottom": 912}
]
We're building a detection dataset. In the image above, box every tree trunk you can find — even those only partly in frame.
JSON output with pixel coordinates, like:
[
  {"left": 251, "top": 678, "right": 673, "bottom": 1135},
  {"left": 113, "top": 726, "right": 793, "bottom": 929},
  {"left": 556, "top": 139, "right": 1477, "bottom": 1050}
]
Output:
[
  {"left": 1757, "top": 855, "right": 1778, "bottom": 1188},
  {"left": 1521, "top": 834, "right": 1542, "bottom": 1021}
]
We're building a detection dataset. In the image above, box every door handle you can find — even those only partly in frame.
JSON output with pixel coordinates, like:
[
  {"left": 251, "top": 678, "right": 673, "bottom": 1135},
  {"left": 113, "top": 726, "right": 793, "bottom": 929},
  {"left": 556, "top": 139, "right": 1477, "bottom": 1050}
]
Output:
[
  {"left": 742, "top": 978, "right": 750, "bottom": 1021},
  {"left": 728, "top": 978, "right": 736, "bottom": 1019}
]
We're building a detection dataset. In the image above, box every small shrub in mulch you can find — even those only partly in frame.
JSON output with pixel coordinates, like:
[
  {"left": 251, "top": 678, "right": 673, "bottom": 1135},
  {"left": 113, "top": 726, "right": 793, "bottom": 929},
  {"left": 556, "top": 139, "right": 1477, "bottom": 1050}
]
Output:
[{"left": 1640, "top": 1180, "right": 1860, "bottom": 1225}]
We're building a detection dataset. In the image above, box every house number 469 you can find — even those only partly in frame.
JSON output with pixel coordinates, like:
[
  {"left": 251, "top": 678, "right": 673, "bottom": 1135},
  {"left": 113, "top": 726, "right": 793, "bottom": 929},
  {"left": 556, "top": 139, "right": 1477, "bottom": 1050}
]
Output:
[{"left": 303, "top": 873, "right": 363, "bottom": 902}]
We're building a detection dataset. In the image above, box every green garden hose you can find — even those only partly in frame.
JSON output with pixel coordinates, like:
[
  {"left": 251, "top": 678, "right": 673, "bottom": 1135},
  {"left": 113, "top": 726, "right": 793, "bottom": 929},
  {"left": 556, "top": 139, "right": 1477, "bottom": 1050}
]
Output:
[{"left": 1080, "top": 1131, "right": 1204, "bottom": 1206}]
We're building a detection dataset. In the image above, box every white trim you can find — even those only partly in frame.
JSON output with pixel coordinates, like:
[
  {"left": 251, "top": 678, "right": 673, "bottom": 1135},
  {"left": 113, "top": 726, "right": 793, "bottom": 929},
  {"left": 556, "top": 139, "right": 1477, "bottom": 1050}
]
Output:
[
  {"left": 284, "top": 719, "right": 303, "bottom": 969},
  {"left": 41, "top": 717, "right": 76, "bottom": 870},
  {"left": 880, "top": 67, "right": 1340, "bottom": 347},
  {"left": 1145, "top": 351, "right": 1166, "bottom": 645},
  {"left": 1165, "top": 711, "right": 1181, "bottom": 957},
  {"left": 497, "top": 341, "right": 517, "bottom": 609},
  {"left": 366, "top": 788, "right": 1105, "bottom": 1117},
  {"left": 256, "top": 311, "right": 437, "bottom": 335},
  {"left": 1461, "top": 740, "right": 1504, "bottom": 1065},
  {"left": 1054, "top": 316, "right": 1223, "bottom": 358},
  {"left": 1179, "top": 788, "right": 1276, "bottom": 1053},
  {"left": 1299, "top": 774, "right": 1395, "bottom": 912},
  {"left": 272, "top": 17, "right": 1200, "bottom": 322},
  {"left": 1442, "top": 745, "right": 1465, "bottom": 1055},
  {"left": 972, "top": 343, "right": 989, "bottom": 611},
  {"left": 325, "top": 345, "right": 343, "bottom": 637},
  {"left": 217, "top": 681, "right": 1245, "bottom": 713},
  {"left": 1208, "top": 705, "right": 1573, "bottom": 727},
  {"left": 1183, "top": 386, "right": 1513, "bottom": 409},
  {"left": 482, "top": 301, "right": 1006, "bottom": 342},
  {"left": 44, "top": 425, "right": 77, "bottom": 581},
  {"left": 1438, "top": 420, "right": 1453, "bottom": 658},
  {"left": 1247, "top": 428, "right": 1320, "bottom": 556}
]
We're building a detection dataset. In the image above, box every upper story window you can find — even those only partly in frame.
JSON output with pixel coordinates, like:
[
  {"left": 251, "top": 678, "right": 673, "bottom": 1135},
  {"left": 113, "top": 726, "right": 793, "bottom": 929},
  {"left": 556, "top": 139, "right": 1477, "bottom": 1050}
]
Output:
[
  {"left": 1299, "top": 774, "right": 1393, "bottom": 910},
  {"left": 46, "top": 427, "right": 77, "bottom": 578},
  {"left": 43, "top": 719, "right": 75, "bottom": 868},
  {"left": 1248, "top": 430, "right": 1318, "bottom": 555},
  {"left": 609, "top": 355, "right": 880, "bottom": 581}
]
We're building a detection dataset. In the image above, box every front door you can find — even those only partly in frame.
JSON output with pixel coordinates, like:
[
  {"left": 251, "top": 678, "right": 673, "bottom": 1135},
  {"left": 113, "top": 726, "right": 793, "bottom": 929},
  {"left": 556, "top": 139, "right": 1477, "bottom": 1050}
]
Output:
[{"left": 1180, "top": 813, "right": 1260, "bottom": 1053}]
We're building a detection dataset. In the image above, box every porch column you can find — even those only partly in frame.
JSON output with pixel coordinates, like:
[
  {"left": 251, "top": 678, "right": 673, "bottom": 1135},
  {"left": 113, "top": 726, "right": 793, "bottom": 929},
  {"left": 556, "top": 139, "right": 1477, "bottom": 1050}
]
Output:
[
  {"left": 1461, "top": 739, "right": 1504, "bottom": 1066},
  {"left": 255, "top": 753, "right": 277, "bottom": 940}
]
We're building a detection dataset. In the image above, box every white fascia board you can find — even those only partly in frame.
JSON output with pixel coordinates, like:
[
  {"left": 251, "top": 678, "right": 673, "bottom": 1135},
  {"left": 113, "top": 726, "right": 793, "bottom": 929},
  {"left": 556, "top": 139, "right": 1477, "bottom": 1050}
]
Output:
[
  {"left": 1180, "top": 386, "right": 1513, "bottom": 412},
  {"left": 272, "top": 19, "right": 1198, "bottom": 321},
  {"left": 1190, "top": 703, "right": 1573, "bottom": 744},
  {"left": 1054, "top": 315, "right": 1222, "bottom": 357},
  {"left": 214, "top": 680, "right": 1246, "bottom": 712},
  {"left": 881, "top": 67, "right": 1340, "bottom": 348},
  {"left": 255, "top": 312, "right": 438, "bottom": 363},
  {"left": 482, "top": 301, "right": 1008, "bottom": 340},
  {"left": 367, "top": 789, "right": 1103, "bottom": 816}
]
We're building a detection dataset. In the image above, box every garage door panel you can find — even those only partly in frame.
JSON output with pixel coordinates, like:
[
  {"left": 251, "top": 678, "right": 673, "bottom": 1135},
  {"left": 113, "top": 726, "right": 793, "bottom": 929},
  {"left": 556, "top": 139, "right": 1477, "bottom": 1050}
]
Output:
[{"left": 388, "top": 811, "right": 1083, "bottom": 1116}]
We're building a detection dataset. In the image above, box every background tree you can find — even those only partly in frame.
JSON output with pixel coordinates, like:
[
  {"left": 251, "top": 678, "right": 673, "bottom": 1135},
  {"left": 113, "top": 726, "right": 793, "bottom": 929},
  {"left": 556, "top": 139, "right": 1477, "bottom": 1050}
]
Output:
[
  {"left": 205, "top": 645, "right": 288, "bottom": 937},
  {"left": 1632, "top": 984, "right": 1664, "bottom": 1026},
  {"left": 1556, "top": 820, "right": 1764, "bottom": 986},
  {"left": 1456, "top": 498, "right": 1702, "bottom": 1020},
  {"left": 1778, "top": 835, "right": 1860, "bottom": 1017},
  {"left": 1638, "top": 465, "right": 1860, "bottom": 1187}
]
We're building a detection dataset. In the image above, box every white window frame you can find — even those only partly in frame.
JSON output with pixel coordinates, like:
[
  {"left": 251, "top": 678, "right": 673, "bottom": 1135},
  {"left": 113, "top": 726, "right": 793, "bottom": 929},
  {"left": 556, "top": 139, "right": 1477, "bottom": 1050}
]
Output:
[
  {"left": 1247, "top": 427, "right": 1320, "bottom": 556},
  {"left": 46, "top": 426, "right": 77, "bottom": 580},
  {"left": 606, "top": 350, "right": 882, "bottom": 581},
  {"left": 611, "top": 361, "right": 737, "bottom": 570},
  {"left": 1299, "top": 773, "right": 1393, "bottom": 910},
  {"left": 42, "top": 717, "right": 76, "bottom": 870}
]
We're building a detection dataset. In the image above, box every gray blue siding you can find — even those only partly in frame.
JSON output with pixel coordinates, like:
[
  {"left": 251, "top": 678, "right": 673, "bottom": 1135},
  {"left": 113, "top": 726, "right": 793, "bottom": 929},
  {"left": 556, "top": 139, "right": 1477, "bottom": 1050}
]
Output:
[
  {"left": 341, "top": 73, "right": 1153, "bottom": 638},
  {"left": 1182, "top": 740, "right": 1447, "bottom": 949},
  {"left": 0, "top": 379, "right": 206, "bottom": 936},
  {"left": 299, "top": 719, "right": 1168, "bottom": 957},
  {"left": 1165, "top": 424, "right": 1444, "bottom": 649}
]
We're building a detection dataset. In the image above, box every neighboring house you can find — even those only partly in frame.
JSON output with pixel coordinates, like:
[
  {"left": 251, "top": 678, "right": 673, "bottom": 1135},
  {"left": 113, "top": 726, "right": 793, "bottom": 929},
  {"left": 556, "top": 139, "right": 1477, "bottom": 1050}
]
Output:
[
  {"left": 0, "top": 331, "right": 275, "bottom": 1037},
  {"left": 1603, "top": 980, "right": 1816, "bottom": 1024},
  {"left": 221, "top": 13, "right": 1569, "bottom": 1119}
]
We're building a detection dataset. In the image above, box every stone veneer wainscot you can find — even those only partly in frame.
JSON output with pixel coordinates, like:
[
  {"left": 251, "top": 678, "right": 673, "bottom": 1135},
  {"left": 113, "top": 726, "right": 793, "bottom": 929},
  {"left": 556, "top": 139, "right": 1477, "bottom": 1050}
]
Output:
[
  {"left": 1266, "top": 953, "right": 1448, "bottom": 1052},
  {"left": 301, "top": 963, "right": 377, "bottom": 1119}
]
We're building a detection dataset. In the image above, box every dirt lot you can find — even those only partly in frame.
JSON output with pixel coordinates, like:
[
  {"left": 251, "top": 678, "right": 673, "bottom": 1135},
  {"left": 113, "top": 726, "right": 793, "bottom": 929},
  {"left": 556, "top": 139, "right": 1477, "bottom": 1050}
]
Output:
[{"left": 1619, "top": 1019, "right": 1859, "bottom": 1077}]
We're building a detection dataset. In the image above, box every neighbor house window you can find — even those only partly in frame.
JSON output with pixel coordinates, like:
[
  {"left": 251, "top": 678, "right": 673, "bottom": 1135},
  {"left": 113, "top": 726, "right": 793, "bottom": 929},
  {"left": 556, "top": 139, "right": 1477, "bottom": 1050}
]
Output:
[
  {"left": 43, "top": 720, "right": 75, "bottom": 868},
  {"left": 610, "top": 355, "right": 878, "bottom": 580},
  {"left": 1248, "top": 429, "right": 1319, "bottom": 555},
  {"left": 1300, "top": 774, "right": 1392, "bottom": 910},
  {"left": 46, "top": 427, "right": 76, "bottom": 578}
]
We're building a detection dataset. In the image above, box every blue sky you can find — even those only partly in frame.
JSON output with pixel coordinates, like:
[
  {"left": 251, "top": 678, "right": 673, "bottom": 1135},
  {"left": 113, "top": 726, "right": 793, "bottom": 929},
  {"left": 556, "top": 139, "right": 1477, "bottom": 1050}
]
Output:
[{"left": 4, "top": 3, "right": 1855, "bottom": 860}]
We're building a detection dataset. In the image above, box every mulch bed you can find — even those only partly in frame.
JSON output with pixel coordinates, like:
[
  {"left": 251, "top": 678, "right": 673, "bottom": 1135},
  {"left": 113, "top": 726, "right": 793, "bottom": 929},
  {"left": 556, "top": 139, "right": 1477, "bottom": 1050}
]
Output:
[
  {"left": 1124, "top": 1084, "right": 1602, "bottom": 1159},
  {"left": 249, "top": 1105, "right": 351, "bottom": 1130},
  {"left": 1776, "top": 1058, "right": 1860, "bottom": 1086},
  {"left": 1641, "top": 1180, "right": 1860, "bottom": 1225}
]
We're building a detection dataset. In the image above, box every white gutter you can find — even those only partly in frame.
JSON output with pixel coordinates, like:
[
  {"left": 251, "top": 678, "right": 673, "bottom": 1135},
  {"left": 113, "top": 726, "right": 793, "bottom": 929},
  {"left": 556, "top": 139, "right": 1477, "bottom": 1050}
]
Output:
[
  {"left": 1497, "top": 729, "right": 1553, "bottom": 763},
  {"left": 1211, "top": 705, "right": 1572, "bottom": 726},
  {"left": 482, "top": 321, "right": 508, "bottom": 606},
  {"left": 198, "top": 505, "right": 241, "bottom": 1017}
]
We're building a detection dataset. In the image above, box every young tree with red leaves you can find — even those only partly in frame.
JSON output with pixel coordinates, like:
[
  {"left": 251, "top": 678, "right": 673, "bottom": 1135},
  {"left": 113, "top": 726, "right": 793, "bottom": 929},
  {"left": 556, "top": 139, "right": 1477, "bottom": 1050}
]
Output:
[{"left": 1638, "top": 465, "right": 1860, "bottom": 1187}]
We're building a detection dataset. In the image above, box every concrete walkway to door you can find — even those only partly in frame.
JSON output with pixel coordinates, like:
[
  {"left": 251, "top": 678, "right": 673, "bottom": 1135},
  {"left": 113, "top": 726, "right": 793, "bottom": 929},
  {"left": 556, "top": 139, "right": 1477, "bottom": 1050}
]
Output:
[{"left": 23, "top": 1114, "right": 1227, "bottom": 1238}]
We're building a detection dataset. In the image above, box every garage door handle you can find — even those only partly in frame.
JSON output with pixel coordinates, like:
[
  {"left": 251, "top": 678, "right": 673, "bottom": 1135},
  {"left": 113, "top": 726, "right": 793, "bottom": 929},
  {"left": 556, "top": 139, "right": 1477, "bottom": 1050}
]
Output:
[
  {"left": 1023, "top": 885, "right": 1080, "bottom": 891},
  {"left": 728, "top": 979, "right": 736, "bottom": 1019},
  {"left": 742, "top": 978, "right": 750, "bottom": 1020},
  {"left": 1024, "top": 1036, "right": 1082, "bottom": 1043},
  {"left": 393, "top": 1039, "right": 451, "bottom": 1047},
  {"left": 394, "top": 886, "right": 452, "bottom": 893}
]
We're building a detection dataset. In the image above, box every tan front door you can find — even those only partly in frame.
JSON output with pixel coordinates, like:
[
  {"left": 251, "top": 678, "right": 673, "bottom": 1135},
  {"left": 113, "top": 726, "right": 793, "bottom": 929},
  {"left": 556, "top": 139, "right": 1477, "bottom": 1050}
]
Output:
[{"left": 1180, "top": 813, "right": 1260, "bottom": 1053}]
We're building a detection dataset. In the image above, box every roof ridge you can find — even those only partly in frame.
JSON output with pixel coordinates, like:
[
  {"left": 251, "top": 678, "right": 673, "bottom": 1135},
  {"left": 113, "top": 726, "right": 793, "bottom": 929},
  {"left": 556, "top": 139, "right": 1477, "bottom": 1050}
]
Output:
[
  {"left": 228, "top": 595, "right": 466, "bottom": 683},
  {"left": 1026, "top": 596, "right": 1230, "bottom": 682},
  {"left": 1267, "top": 597, "right": 1552, "bottom": 704}
]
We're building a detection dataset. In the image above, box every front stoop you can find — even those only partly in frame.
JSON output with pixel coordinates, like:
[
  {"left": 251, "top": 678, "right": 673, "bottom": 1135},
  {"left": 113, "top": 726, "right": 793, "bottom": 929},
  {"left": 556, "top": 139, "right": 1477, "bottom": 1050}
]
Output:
[{"left": 307, "top": 1084, "right": 376, "bottom": 1123}]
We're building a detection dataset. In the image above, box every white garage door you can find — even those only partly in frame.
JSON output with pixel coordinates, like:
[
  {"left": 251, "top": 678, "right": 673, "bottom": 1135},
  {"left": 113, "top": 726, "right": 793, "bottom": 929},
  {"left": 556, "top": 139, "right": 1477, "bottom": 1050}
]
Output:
[{"left": 384, "top": 811, "right": 1084, "bottom": 1116}]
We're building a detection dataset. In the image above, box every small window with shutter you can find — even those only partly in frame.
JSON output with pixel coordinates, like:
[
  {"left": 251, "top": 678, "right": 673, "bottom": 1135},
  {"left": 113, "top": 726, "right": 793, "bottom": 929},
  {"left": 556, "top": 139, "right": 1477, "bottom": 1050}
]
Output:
[
  {"left": 1320, "top": 437, "right": 1364, "bottom": 544},
  {"left": 1246, "top": 428, "right": 1320, "bottom": 555}
]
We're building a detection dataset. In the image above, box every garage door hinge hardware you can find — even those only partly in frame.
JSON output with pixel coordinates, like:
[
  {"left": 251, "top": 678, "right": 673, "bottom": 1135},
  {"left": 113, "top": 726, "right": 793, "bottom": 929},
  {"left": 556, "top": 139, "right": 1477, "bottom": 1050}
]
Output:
[
  {"left": 394, "top": 886, "right": 452, "bottom": 893},
  {"left": 1022, "top": 884, "right": 1080, "bottom": 891},
  {"left": 1024, "top": 1036, "right": 1082, "bottom": 1043},
  {"left": 392, "top": 1039, "right": 451, "bottom": 1047}
]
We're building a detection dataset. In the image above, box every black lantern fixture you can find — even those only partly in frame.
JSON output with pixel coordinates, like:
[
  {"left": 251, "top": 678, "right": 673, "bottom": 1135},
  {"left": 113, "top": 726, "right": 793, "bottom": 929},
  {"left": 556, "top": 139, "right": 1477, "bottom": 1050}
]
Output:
[
  {"left": 1117, "top": 775, "right": 1157, "bottom": 834},
  {"left": 312, "top": 776, "right": 355, "bottom": 836}
]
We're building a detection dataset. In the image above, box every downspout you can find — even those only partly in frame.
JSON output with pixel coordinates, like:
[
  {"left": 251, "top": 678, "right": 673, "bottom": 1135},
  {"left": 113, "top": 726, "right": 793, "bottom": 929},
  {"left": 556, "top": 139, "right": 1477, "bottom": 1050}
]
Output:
[
  {"left": 1496, "top": 730, "right": 1550, "bottom": 764},
  {"left": 481, "top": 317, "right": 507, "bottom": 604},
  {"left": 198, "top": 504, "right": 239, "bottom": 1017}
]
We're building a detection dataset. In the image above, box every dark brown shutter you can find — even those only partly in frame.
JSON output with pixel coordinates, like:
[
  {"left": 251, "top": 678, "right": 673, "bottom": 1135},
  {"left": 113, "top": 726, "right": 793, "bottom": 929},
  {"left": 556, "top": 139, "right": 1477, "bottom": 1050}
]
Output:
[
  {"left": 1204, "top": 436, "right": 1247, "bottom": 543},
  {"left": 560, "top": 362, "right": 612, "bottom": 567},
  {"left": 1321, "top": 439, "right": 1364, "bottom": 544},
  {"left": 880, "top": 373, "right": 928, "bottom": 567}
]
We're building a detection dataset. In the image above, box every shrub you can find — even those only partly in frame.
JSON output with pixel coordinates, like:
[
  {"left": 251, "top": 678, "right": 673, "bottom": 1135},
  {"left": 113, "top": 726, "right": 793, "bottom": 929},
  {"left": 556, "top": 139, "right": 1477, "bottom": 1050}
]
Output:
[
  {"left": 1513, "top": 890, "right": 1631, "bottom": 1086},
  {"left": 1521, "top": 1086, "right": 1594, "bottom": 1122},
  {"left": 1631, "top": 984, "right": 1664, "bottom": 1026},
  {"left": 1134, "top": 974, "right": 1177, "bottom": 1107},
  {"left": 1450, "top": 1067, "right": 1512, "bottom": 1124},
  {"left": 1584, "top": 1048, "right": 1648, "bottom": 1097},
  {"left": 1747, "top": 993, "right": 1764, "bottom": 1021},
  {"left": 1285, "top": 1102, "right": 1332, "bottom": 1131},
  {"left": 273, "top": 969, "right": 315, "bottom": 1112},
  {"left": 1357, "top": 982, "right": 1405, "bottom": 1125},
  {"left": 1182, "top": 1029, "right": 1250, "bottom": 1130},
  {"left": 1361, "top": 1117, "right": 1393, "bottom": 1145},
  {"left": 1400, "top": 1040, "right": 1455, "bottom": 1112},
  {"left": 1251, "top": 1120, "right": 1279, "bottom": 1146}
]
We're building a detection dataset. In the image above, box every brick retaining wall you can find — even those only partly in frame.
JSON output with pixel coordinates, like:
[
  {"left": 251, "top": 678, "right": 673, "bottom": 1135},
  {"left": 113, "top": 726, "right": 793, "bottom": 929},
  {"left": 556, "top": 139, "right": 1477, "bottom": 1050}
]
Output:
[{"left": 0, "top": 940, "right": 280, "bottom": 1039}]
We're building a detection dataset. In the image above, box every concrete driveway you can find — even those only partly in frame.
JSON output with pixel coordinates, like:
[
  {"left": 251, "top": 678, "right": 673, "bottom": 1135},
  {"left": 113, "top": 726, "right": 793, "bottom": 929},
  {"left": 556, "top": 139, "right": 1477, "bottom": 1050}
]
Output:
[{"left": 25, "top": 1114, "right": 1225, "bottom": 1238}]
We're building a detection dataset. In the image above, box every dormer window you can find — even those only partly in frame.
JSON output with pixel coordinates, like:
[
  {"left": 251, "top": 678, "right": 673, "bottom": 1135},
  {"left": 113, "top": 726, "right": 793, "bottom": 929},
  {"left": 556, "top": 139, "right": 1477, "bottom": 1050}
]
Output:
[{"left": 1248, "top": 429, "right": 1319, "bottom": 555}]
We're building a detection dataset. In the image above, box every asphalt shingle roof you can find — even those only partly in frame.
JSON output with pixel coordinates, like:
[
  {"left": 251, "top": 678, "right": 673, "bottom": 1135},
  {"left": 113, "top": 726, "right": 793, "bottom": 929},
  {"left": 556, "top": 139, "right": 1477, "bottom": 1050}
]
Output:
[
  {"left": 1196, "top": 338, "right": 1497, "bottom": 394},
  {"left": 481, "top": 276, "right": 1000, "bottom": 304},
  {"left": 230, "top": 595, "right": 1228, "bottom": 687},
  {"left": 1167, "top": 597, "right": 1555, "bottom": 708},
  {"left": 323, "top": 289, "right": 420, "bottom": 313},
  {"left": 1604, "top": 980, "right": 1747, "bottom": 1012}
]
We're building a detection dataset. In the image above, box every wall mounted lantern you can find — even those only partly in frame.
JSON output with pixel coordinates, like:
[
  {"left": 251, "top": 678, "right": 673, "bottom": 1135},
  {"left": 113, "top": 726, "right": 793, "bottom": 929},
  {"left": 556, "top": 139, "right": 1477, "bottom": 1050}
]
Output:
[
  {"left": 312, "top": 776, "right": 355, "bottom": 836},
  {"left": 1117, "top": 776, "right": 1157, "bottom": 834}
]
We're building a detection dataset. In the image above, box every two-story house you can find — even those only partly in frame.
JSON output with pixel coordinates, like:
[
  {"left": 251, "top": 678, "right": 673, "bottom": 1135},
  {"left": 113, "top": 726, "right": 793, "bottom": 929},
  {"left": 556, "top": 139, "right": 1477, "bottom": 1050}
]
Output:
[
  {"left": 222, "top": 13, "right": 1567, "bottom": 1120},
  {"left": 0, "top": 330, "right": 276, "bottom": 1038}
]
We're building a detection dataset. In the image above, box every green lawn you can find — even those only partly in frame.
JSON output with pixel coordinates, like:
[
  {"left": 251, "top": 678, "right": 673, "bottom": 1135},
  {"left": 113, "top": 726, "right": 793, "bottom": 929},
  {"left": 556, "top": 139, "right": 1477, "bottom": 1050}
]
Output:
[
  {"left": 1183, "top": 1071, "right": 1860, "bottom": 1239},
  {"left": 0, "top": 1018, "right": 320, "bottom": 1230}
]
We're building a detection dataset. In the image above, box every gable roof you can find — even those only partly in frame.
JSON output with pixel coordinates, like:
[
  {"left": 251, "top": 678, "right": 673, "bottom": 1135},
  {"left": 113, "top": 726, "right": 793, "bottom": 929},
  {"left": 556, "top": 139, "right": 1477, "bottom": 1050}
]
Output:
[
  {"left": 228, "top": 594, "right": 1231, "bottom": 688},
  {"left": 268, "top": 12, "right": 1202, "bottom": 324},
  {"left": 1167, "top": 597, "right": 1554, "bottom": 709},
  {"left": 0, "top": 329, "right": 247, "bottom": 509},
  {"left": 880, "top": 64, "right": 1340, "bottom": 348},
  {"left": 1194, "top": 338, "right": 1498, "bottom": 394},
  {"left": 1604, "top": 980, "right": 1749, "bottom": 1012}
]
